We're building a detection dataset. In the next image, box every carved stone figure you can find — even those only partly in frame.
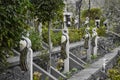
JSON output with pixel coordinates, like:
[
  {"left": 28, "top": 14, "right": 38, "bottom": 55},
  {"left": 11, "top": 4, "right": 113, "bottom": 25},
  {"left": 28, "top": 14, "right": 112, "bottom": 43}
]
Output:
[
  {"left": 60, "top": 28, "right": 69, "bottom": 60},
  {"left": 57, "top": 27, "right": 69, "bottom": 72},
  {"left": 19, "top": 39, "right": 28, "bottom": 71},
  {"left": 19, "top": 36, "right": 33, "bottom": 80},
  {"left": 91, "top": 28, "right": 98, "bottom": 56},
  {"left": 84, "top": 17, "right": 89, "bottom": 27},
  {"left": 84, "top": 27, "right": 90, "bottom": 49}
]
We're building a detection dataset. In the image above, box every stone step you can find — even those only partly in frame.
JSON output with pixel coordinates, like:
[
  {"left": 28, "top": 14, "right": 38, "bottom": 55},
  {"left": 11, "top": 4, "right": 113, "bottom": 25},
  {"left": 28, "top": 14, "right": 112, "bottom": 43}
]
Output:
[
  {"left": 69, "top": 46, "right": 120, "bottom": 80},
  {"left": 69, "top": 52, "right": 87, "bottom": 66},
  {"left": 33, "top": 63, "right": 57, "bottom": 80},
  {"left": 50, "top": 66, "right": 67, "bottom": 79},
  {"left": 69, "top": 57, "right": 85, "bottom": 70}
]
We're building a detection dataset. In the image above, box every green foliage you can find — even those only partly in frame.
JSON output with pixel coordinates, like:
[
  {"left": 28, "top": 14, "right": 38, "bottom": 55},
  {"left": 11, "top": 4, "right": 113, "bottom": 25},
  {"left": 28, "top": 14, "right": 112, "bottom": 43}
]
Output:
[
  {"left": 42, "top": 27, "right": 86, "bottom": 46},
  {"left": 30, "top": 0, "right": 64, "bottom": 22},
  {"left": 0, "top": 0, "right": 32, "bottom": 72},
  {"left": 65, "top": 72, "right": 72, "bottom": 78},
  {"left": 33, "top": 72, "right": 42, "bottom": 80},
  {"left": 42, "top": 25, "right": 106, "bottom": 46},
  {"left": 71, "top": 68, "right": 78, "bottom": 73},
  {"left": 64, "top": 68, "right": 78, "bottom": 79},
  {"left": 108, "top": 69, "right": 120, "bottom": 80},
  {"left": 108, "top": 57, "right": 120, "bottom": 80},
  {"left": 45, "top": 76, "right": 49, "bottom": 80},
  {"left": 69, "top": 28, "right": 85, "bottom": 43},
  {"left": 29, "top": 28, "right": 43, "bottom": 51},
  {"left": 97, "top": 26, "right": 106, "bottom": 36},
  {"left": 42, "top": 27, "right": 62, "bottom": 46},
  {"left": 91, "top": 55, "right": 97, "bottom": 59},
  {"left": 81, "top": 8, "right": 102, "bottom": 20},
  {"left": 58, "top": 76, "right": 64, "bottom": 80},
  {"left": 51, "top": 31, "right": 62, "bottom": 46}
]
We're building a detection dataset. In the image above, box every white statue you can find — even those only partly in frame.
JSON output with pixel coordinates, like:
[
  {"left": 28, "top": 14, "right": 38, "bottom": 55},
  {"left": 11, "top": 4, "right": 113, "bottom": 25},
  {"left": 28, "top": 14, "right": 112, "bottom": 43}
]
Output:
[
  {"left": 84, "top": 27, "right": 91, "bottom": 62},
  {"left": 91, "top": 28, "right": 98, "bottom": 56},
  {"left": 38, "top": 22, "right": 42, "bottom": 36},
  {"left": 75, "top": 15, "right": 79, "bottom": 29},
  {"left": 84, "top": 17, "right": 89, "bottom": 27},
  {"left": 102, "top": 58, "right": 107, "bottom": 73},
  {"left": 20, "top": 36, "right": 33, "bottom": 80},
  {"left": 60, "top": 27, "right": 69, "bottom": 73}
]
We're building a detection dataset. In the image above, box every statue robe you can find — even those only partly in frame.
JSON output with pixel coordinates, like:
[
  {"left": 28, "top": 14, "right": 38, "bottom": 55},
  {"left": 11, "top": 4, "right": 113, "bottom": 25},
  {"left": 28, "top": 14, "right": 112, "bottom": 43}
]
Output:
[
  {"left": 20, "top": 46, "right": 28, "bottom": 71},
  {"left": 60, "top": 34, "right": 67, "bottom": 60}
]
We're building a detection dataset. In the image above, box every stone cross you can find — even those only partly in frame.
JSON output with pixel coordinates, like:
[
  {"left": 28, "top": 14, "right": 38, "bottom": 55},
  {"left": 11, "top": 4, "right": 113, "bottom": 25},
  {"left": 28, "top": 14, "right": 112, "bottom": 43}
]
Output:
[
  {"left": 91, "top": 28, "right": 98, "bottom": 56},
  {"left": 60, "top": 27, "right": 69, "bottom": 73},
  {"left": 20, "top": 36, "right": 33, "bottom": 80}
]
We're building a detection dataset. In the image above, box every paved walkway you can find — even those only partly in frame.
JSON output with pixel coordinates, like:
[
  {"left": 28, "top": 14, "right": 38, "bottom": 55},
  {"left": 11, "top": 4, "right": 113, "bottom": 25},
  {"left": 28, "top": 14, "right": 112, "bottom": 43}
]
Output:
[{"left": 69, "top": 47, "right": 120, "bottom": 80}]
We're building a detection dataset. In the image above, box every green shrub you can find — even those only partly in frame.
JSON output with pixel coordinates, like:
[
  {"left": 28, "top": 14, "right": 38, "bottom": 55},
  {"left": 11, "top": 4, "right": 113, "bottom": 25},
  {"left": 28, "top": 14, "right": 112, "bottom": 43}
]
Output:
[
  {"left": 81, "top": 8, "right": 102, "bottom": 20},
  {"left": 51, "top": 31, "right": 62, "bottom": 46},
  {"left": 97, "top": 26, "right": 106, "bottom": 36},
  {"left": 108, "top": 69, "right": 120, "bottom": 80},
  {"left": 42, "top": 26, "right": 106, "bottom": 46},
  {"left": 42, "top": 27, "right": 87, "bottom": 46},
  {"left": 69, "top": 28, "right": 85, "bottom": 43},
  {"left": 29, "top": 29, "right": 43, "bottom": 51}
]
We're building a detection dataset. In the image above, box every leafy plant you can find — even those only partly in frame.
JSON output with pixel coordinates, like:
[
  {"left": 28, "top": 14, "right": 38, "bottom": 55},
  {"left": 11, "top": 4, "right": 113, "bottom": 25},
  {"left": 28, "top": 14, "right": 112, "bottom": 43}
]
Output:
[
  {"left": 97, "top": 26, "right": 106, "bottom": 36},
  {"left": 71, "top": 68, "right": 78, "bottom": 73},
  {"left": 108, "top": 69, "right": 120, "bottom": 80},
  {"left": 58, "top": 76, "right": 64, "bottom": 80},
  {"left": 81, "top": 8, "right": 102, "bottom": 20},
  {"left": 0, "top": 0, "right": 32, "bottom": 73},
  {"left": 29, "top": 28, "right": 43, "bottom": 51},
  {"left": 91, "top": 55, "right": 97, "bottom": 59}
]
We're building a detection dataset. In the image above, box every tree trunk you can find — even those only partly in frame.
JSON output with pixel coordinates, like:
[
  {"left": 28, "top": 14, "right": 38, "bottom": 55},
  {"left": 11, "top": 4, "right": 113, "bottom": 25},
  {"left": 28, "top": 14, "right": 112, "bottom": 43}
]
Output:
[{"left": 48, "top": 20, "right": 52, "bottom": 73}]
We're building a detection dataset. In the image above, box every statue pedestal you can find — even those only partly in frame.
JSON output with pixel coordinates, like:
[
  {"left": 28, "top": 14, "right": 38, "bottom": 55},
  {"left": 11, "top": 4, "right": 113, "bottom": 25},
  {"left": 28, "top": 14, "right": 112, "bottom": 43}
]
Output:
[
  {"left": 87, "top": 38, "right": 91, "bottom": 62},
  {"left": 64, "top": 57, "right": 69, "bottom": 73},
  {"left": 93, "top": 36, "right": 98, "bottom": 56},
  {"left": 27, "top": 48, "right": 33, "bottom": 80}
]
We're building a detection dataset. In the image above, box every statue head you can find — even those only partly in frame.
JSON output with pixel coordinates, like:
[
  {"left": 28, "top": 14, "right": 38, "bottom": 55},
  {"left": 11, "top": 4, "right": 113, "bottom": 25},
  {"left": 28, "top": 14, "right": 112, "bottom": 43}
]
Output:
[
  {"left": 20, "top": 40, "right": 27, "bottom": 51},
  {"left": 22, "top": 36, "right": 32, "bottom": 48}
]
